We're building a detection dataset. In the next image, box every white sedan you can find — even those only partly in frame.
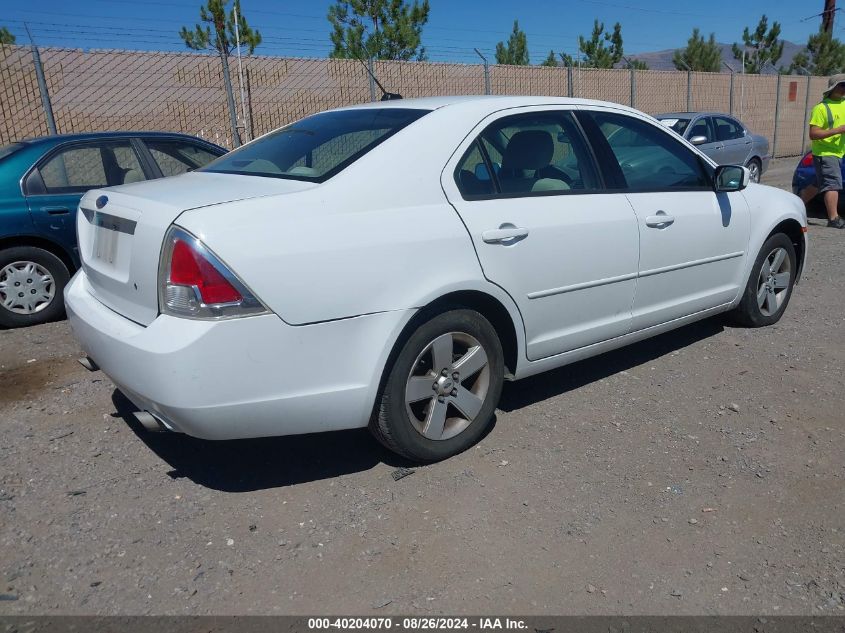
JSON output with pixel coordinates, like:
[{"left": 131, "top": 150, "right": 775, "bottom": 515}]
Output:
[{"left": 65, "top": 96, "right": 808, "bottom": 462}]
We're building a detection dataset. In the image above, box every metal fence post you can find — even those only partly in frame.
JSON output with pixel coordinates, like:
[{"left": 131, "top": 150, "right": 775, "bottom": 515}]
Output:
[
  {"left": 24, "top": 25, "right": 56, "bottom": 135},
  {"left": 802, "top": 74, "right": 812, "bottom": 156},
  {"left": 686, "top": 71, "right": 692, "bottom": 111},
  {"left": 474, "top": 48, "right": 490, "bottom": 95},
  {"left": 729, "top": 72, "right": 734, "bottom": 115},
  {"left": 630, "top": 66, "right": 636, "bottom": 108},
  {"left": 567, "top": 64, "right": 573, "bottom": 98},
  {"left": 368, "top": 57, "right": 377, "bottom": 101},
  {"left": 772, "top": 73, "right": 782, "bottom": 158},
  {"left": 721, "top": 61, "right": 734, "bottom": 115}
]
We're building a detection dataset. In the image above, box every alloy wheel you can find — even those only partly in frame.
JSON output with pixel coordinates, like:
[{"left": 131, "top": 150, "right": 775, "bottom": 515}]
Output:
[
  {"left": 756, "top": 246, "right": 791, "bottom": 317},
  {"left": 404, "top": 331, "right": 491, "bottom": 441}
]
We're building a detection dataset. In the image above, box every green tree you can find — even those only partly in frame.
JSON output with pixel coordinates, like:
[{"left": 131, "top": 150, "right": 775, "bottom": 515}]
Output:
[
  {"left": 541, "top": 49, "right": 558, "bottom": 67},
  {"left": 0, "top": 27, "right": 15, "bottom": 45},
  {"left": 732, "top": 14, "right": 783, "bottom": 73},
  {"left": 560, "top": 20, "right": 623, "bottom": 69},
  {"left": 495, "top": 20, "right": 529, "bottom": 65},
  {"left": 626, "top": 58, "right": 649, "bottom": 70},
  {"left": 180, "top": 0, "right": 260, "bottom": 147},
  {"left": 673, "top": 28, "right": 721, "bottom": 72},
  {"left": 786, "top": 29, "right": 845, "bottom": 75},
  {"left": 328, "top": 0, "right": 430, "bottom": 61}
]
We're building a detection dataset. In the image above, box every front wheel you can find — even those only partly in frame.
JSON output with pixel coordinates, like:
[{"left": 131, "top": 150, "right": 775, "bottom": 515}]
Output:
[
  {"left": 730, "top": 233, "right": 796, "bottom": 327},
  {"left": 746, "top": 157, "right": 762, "bottom": 183},
  {"left": 371, "top": 309, "right": 504, "bottom": 462}
]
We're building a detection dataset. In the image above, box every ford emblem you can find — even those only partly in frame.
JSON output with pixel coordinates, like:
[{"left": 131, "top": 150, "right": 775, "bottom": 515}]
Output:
[{"left": 95, "top": 195, "right": 108, "bottom": 209}]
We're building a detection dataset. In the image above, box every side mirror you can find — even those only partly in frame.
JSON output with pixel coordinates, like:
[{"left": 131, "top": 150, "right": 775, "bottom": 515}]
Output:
[
  {"left": 689, "top": 135, "right": 708, "bottom": 145},
  {"left": 714, "top": 165, "right": 750, "bottom": 192}
]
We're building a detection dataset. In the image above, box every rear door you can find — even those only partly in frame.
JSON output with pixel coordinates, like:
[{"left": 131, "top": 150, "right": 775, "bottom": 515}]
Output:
[
  {"left": 24, "top": 140, "right": 149, "bottom": 258},
  {"left": 441, "top": 107, "right": 640, "bottom": 361}
]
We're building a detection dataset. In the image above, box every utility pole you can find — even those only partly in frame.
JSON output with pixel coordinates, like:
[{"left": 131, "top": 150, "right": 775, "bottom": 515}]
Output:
[{"left": 823, "top": 0, "right": 836, "bottom": 33}]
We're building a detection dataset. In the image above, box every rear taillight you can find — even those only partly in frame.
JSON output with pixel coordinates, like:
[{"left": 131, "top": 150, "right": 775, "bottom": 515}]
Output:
[
  {"left": 159, "top": 226, "right": 267, "bottom": 319},
  {"left": 800, "top": 153, "right": 813, "bottom": 167}
]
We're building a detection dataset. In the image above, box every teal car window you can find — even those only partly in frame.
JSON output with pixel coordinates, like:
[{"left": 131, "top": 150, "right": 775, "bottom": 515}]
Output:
[{"left": 39, "top": 143, "right": 145, "bottom": 193}]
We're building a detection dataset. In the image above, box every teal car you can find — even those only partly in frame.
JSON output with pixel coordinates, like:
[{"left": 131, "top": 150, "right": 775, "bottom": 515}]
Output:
[{"left": 0, "top": 132, "right": 225, "bottom": 328}]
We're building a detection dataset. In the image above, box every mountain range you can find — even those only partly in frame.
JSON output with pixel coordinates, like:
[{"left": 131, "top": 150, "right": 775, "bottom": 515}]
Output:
[{"left": 628, "top": 40, "right": 806, "bottom": 73}]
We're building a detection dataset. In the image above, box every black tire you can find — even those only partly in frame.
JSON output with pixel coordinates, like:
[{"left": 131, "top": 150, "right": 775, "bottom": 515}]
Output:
[
  {"left": 730, "top": 233, "right": 796, "bottom": 327},
  {"left": 746, "top": 157, "right": 762, "bottom": 183},
  {"left": 0, "top": 246, "right": 70, "bottom": 329},
  {"left": 370, "top": 309, "right": 504, "bottom": 462}
]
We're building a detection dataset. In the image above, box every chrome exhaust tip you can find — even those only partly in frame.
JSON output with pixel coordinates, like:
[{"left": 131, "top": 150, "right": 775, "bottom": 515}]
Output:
[
  {"left": 78, "top": 356, "right": 99, "bottom": 372},
  {"left": 133, "top": 411, "right": 167, "bottom": 432}
]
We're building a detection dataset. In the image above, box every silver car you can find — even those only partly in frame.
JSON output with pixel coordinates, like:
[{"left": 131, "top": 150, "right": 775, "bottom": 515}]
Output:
[{"left": 656, "top": 112, "right": 770, "bottom": 183}]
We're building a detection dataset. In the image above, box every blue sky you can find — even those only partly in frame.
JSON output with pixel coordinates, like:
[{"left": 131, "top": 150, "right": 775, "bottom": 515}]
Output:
[{"left": 0, "top": 0, "right": 832, "bottom": 62}]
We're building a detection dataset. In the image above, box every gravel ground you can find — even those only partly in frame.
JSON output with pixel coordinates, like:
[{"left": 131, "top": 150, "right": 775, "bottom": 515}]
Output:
[{"left": 1, "top": 158, "right": 843, "bottom": 615}]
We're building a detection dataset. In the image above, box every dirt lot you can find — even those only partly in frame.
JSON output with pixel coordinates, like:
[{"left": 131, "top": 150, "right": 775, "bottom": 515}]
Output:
[{"left": 1, "top": 158, "right": 843, "bottom": 615}]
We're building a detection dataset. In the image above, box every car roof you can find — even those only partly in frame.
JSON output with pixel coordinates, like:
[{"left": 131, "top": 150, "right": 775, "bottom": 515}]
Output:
[
  {"left": 657, "top": 111, "right": 738, "bottom": 119},
  {"left": 16, "top": 130, "right": 222, "bottom": 147},
  {"left": 337, "top": 94, "right": 644, "bottom": 117}
]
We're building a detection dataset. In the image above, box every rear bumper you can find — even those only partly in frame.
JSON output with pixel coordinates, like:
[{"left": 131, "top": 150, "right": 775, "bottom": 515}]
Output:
[{"left": 65, "top": 272, "right": 410, "bottom": 440}]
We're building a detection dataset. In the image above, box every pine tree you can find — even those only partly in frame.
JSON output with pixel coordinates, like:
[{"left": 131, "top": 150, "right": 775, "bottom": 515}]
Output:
[
  {"left": 328, "top": 0, "right": 430, "bottom": 61},
  {"left": 541, "top": 50, "right": 558, "bottom": 67},
  {"left": 0, "top": 27, "right": 15, "bottom": 45},
  {"left": 673, "top": 28, "right": 721, "bottom": 72},
  {"left": 732, "top": 15, "right": 783, "bottom": 74},
  {"left": 786, "top": 29, "right": 845, "bottom": 75},
  {"left": 560, "top": 20, "right": 623, "bottom": 69},
  {"left": 180, "top": 0, "right": 261, "bottom": 147},
  {"left": 495, "top": 20, "right": 529, "bottom": 65}
]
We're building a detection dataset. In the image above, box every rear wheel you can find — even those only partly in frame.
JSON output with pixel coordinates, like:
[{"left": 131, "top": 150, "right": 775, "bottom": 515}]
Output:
[
  {"left": 0, "top": 246, "right": 70, "bottom": 328},
  {"left": 370, "top": 309, "right": 504, "bottom": 462},
  {"left": 746, "top": 157, "right": 762, "bottom": 183},
  {"left": 730, "top": 233, "right": 796, "bottom": 327}
]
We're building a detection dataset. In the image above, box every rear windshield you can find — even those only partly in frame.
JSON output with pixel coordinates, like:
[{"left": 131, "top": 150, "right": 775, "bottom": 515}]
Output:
[
  {"left": 202, "top": 108, "right": 429, "bottom": 182},
  {"left": 0, "top": 143, "right": 25, "bottom": 161}
]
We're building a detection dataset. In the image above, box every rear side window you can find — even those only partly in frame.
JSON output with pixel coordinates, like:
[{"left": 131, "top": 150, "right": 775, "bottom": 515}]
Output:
[
  {"left": 713, "top": 116, "right": 744, "bottom": 141},
  {"left": 38, "top": 143, "right": 145, "bottom": 193},
  {"left": 586, "top": 111, "right": 709, "bottom": 191},
  {"left": 203, "top": 108, "right": 429, "bottom": 182},
  {"left": 146, "top": 140, "right": 220, "bottom": 177},
  {"left": 455, "top": 111, "right": 598, "bottom": 199}
]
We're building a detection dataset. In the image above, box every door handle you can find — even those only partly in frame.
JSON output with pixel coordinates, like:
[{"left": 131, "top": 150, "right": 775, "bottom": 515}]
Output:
[
  {"left": 42, "top": 206, "right": 70, "bottom": 215},
  {"left": 645, "top": 213, "right": 675, "bottom": 228},
  {"left": 482, "top": 225, "right": 529, "bottom": 244}
]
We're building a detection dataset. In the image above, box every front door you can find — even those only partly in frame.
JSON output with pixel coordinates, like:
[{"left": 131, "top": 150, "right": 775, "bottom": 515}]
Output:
[
  {"left": 441, "top": 108, "right": 640, "bottom": 361},
  {"left": 580, "top": 109, "right": 750, "bottom": 331}
]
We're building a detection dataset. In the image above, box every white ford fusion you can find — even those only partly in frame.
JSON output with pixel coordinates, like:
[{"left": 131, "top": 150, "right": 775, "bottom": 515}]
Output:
[{"left": 66, "top": 96, "right": 807, "bottom": 462}]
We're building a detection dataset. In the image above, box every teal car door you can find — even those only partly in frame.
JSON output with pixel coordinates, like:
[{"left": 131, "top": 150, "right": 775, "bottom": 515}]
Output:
[{"left": 24, "top": 140, "right": 148, "bottom": 257}]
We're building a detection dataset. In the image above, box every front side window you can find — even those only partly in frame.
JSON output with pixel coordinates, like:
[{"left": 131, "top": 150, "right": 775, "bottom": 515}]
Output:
[
  {"left": 455, "top": 111, "right": 597, "bottom": 198},
  {"left": 712, "top": 116, "right": 744, "bottom": 141},
  {"left": 587, "top": 111, "right": 710, "bottom": 191},
  {"left": 687, "top": 118, "right": 712, "bottom": 143},
  {"left": 203, "top": 108, "right": 429, "bottom": 182},
  {"left": 146, "top": 140, "right": 220, "bottom": 177}
]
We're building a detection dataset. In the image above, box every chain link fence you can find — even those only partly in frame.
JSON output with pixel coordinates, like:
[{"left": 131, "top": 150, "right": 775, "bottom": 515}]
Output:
[{"left": 0, "top": 43, "right": 825, "bottom": 157}]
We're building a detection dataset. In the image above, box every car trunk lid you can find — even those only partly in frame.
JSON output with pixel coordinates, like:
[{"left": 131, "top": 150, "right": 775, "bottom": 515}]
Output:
[{"left": 77, "top": 172, "right": 316, "bottom": 325}]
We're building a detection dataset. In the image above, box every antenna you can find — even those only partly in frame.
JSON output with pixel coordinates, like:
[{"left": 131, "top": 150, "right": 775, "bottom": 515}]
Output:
[{"left": 341, "top": 31, "right": 402, "bottom": 101}]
